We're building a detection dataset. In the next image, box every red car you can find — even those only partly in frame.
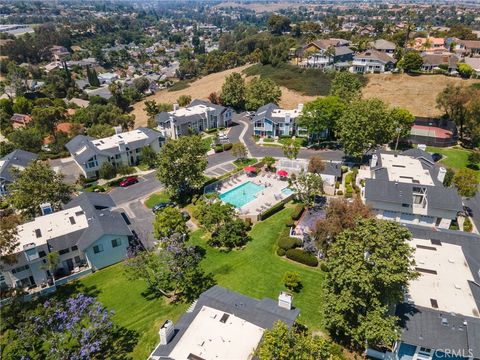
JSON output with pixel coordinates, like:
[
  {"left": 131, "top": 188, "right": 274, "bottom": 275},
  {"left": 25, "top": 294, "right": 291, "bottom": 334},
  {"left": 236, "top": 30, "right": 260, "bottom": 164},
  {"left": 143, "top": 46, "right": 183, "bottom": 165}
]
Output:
[{"left": 119, "top": 176, "right": 138, "bottom": 187}]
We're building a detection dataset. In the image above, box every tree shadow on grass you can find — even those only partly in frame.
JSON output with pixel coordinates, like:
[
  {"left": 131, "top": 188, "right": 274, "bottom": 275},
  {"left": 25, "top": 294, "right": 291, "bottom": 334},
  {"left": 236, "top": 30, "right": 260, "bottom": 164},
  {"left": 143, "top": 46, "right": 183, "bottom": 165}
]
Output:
[
  {"left": 103, "top": 326, "right": 139, "bottom": 360},
  {"left": 140, "top": 286, "right": 165, "bottom": 301},
  {"left": 213, "top": 263, "right": 233, "bottom": 275},
  {"left": 54, "top": 281, "right": 101, "bottom": 301}
]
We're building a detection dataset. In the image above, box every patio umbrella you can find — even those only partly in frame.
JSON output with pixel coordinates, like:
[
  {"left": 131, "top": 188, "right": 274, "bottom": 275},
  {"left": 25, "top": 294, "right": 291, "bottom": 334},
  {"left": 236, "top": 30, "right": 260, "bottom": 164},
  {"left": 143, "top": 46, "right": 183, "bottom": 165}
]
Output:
[
  {"left": 244, "top": 165, "right": 256, "bottom": 172},
  {"left": 277, "top": 169, "right": 288, "bottom": 177}
]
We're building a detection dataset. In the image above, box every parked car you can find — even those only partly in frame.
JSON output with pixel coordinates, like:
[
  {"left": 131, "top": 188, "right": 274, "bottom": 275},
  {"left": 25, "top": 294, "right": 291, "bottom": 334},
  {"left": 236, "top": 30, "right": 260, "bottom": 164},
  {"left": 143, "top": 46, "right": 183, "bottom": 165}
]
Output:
[
  {"left": 119, "top": 176, "right": 138, "bottom": 187},
  {"left": 152, "top": 201, "right": 176, "bottom": 213}
]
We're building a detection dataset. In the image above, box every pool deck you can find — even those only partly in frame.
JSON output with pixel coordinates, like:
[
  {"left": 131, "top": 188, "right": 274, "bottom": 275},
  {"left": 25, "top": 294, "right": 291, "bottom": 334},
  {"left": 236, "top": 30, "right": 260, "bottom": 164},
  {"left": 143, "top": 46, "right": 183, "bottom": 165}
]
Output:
[{"left": 218, "top": 172, "right": 292, "bottom": 218}]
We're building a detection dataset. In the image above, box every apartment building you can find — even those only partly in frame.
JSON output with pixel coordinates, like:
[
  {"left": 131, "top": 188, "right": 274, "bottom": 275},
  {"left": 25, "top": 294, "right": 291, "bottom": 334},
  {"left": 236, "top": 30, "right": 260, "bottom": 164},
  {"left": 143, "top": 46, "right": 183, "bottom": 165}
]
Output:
[{"left": 252, "top": 103, "right": 307, "bottom": 138}]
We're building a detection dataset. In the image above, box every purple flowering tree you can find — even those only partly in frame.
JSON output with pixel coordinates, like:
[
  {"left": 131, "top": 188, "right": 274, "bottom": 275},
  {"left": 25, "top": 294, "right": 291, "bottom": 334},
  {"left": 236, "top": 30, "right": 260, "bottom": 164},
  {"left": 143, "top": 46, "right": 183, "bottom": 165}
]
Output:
[{"left": 30, "top": 294, "right": 113, "bottom": 360}]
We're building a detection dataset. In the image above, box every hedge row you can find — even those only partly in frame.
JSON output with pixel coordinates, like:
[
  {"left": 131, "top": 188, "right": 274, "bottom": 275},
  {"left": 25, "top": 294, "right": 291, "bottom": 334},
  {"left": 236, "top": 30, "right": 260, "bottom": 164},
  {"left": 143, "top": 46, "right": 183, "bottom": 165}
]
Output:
[
  {"left": 278, "top": 234, "right": 301, "bottom": 251},
  {"left": 260, "top": 202, "right": 285, "bottom": 220},
  {"left": 291, "top": 204, "right": 304, "bottom": 221},
  {"left": 214, "top": 143, "right": 233, "bottom": 153},
  {"left": 286, "top": 249, "right": 318, "bottom": 267}
]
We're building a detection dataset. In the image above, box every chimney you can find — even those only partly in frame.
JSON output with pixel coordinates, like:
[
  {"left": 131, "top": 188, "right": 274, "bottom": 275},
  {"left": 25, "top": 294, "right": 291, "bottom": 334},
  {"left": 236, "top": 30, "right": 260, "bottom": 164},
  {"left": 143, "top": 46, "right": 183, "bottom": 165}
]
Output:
[
  {"left": 159, "top": 320, "right": 174, "bottom": 345},
  {"left": 169, "top": 116, "right": 176, "bottom": 139},
  {"left": 285, "top": 113, "right": 291, "bottom": 124},
  {"left": 114, "top": 125, "right": 122, "bottom": 135},
  {"left": 437, "top": 167, "right": 447, "bottom": 184},
  {"left": 297, "top": 103, "right": 304, "bottom": 112},
  {"left": 40, "top": 203, "right": 53, "bottom": 215},
  {"left": 278, "top": 291, "right": 292, "bottom": 310},
  {"left": 370, "top": 154, "right": 378, "bottom": 168},
  {"left": 118, "top": 139, "right": 126, "bottom": 152},
  {"left": 173, "top": 103, "right": 179, "bottom": 111},
  {"left": 417, "top": 144, "right": 427, "bottom": 151}
]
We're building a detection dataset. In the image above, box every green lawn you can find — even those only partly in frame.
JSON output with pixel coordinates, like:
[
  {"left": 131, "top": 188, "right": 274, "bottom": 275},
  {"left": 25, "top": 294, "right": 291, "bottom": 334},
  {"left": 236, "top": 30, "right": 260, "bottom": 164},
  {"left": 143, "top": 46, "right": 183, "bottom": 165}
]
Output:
[
  {"left": 189, "top": 206, "right": 325, "bottom": 331},
  {"left": 426, "top": 146, "right": 470, "bottom": 170},
  {"left": 144, "top": 191, "right": 171, "bottom": 208},
  {"left": 56, "top": 206, "right": 325, "bottom": 359},
  {"left": 278, "top": 137, "right": 308, "bottom": 147}
]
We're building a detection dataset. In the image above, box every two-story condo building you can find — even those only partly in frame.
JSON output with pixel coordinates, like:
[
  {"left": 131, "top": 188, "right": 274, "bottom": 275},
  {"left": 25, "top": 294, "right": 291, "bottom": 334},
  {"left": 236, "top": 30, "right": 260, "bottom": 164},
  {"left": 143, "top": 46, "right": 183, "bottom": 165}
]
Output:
[
  {"left": 351, "top": 49, "right": 397, "bottom": 73},
  {"left": 0, "top": 193, "right": 132, "bottom": 297},
  {"left": 252, "top": 103, "right": 306, "bottom": 138},
  {"left": 155, "top": 99, "right": 232, "bottom": 139},
  {"left": 0, "top": 149, "right": 38, "bottom": 196},
  {"left": 66, "top": 127, "right": 164, "bottom": 178},
  {"left": 149, "top": 286, "right": 300, "bottom": 360},
  {"left": 368, "top": 226, "right": 480, "bottom": 360},
  {"left": 362, "top": 149, "right": 462, "bottom": 229}
]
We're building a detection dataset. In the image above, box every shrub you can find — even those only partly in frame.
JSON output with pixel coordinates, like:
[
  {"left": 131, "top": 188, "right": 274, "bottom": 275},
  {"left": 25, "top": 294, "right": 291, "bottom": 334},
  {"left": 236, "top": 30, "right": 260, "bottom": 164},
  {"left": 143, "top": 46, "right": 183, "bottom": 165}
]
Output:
[
  {"left": 214, "top": 145, "right": 223, "bottom": 153},
  {"left": 99, "top": 162, "right": 116, "bottom": 179},
  {"left": 336, "top": 190, "right": 343, "bottom": 196},
  {"left": 335, "top": 181, "right": 340, "bottom": 189},
  {"left": 260, "top": 202, "right": 285, "bottom": 220},
  {"left": 244, "top": 218, "right": 253, "bottom": 230},
  {"left": 341, "top": 165, "right": 348, "bottom": 173},
  {"left": 107, "top": 178, "right": 124, "bottom": 187},
  {"left": 278, "top": 235, "right": 301, "bottom": 251},
  {"left": 263, "top": 137, "right": 274, "bottom": 143},
  {"left": 85, "top": 185, "right": 106, "bottom": 192},
  {"left": 320, "top": 262, "right": 329, "bottom": 272},
  {"left": 286, "top": 249, "right": 318, "bottom": 267},
  {"left": 464, "top": 217, "right": 473, "bottom": 232},
  {"left": 344, "top": 172, "right": 352, "bottom": 185},
  {"left": 116, "top": 164, "right": 135, "bottom": 175},
  {"left": 285, "top": 218, "right": 294, "bottom": 227},
  {"left": 277, "top": 248, "right": 286, "bottom": 256},
  {"left": 352, "top": 184, "right": 360, "bottom": 194},
  {"left": 360, "top": 179, "right": 365, "bottom": 187},
  {"left": 291, "top": 204, "right": 304, "bottom": 221},
  {"left": 283, "top": 271, "right": 301, "bottom": 292},
  {"left": 204, "top": 128, "right": 218, "bottom": 134},
  {"left": 223, "top": 143, "right": 233, "bottom": 151}
]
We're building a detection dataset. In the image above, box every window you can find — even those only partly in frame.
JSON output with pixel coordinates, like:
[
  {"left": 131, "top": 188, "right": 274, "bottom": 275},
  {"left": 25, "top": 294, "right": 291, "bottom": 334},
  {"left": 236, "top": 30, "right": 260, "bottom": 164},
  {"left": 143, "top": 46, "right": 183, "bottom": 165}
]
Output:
[
  {"left": 93, "top": 244, "right": 104, "bottom": 254},
  {"left": 59, "top": 248, "right": 70, "bottom": 255},
  {"left": 74, "top": 256, "right": 81, "bottom": 264},
  {"left": 39, "top": 250, "right": 47, "bottom": 258},
  {"left": 11, "top": 265, "right": 30, "bottom": 274},
  {"left": 111, "top": 238, "right": 122, "bottom": 248},
  {"left": 86, "top": 156, "right": 98, "bottom": 169},
  {"left": 71, "top": 245, "right": 78, "bottom": 251},
  {"left": 115, "top": 154, "right": 121, "bottom": 160},
  {"left": 69, "top": 216, "right": 76, "bottom": 225},
  {"left": 136, "top": 148, "right": 141, "bottom": 153}
]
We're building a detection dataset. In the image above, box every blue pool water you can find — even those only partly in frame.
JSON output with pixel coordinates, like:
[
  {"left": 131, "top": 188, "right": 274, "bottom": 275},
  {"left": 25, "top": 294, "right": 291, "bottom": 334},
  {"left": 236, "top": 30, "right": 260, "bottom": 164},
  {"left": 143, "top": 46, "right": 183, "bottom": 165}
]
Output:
[
  {"left": 220, "top": 181, "right": 266, "bottom": 208},
  {"left": 282, "top": 187, "right": 294, "bottom": 195}
]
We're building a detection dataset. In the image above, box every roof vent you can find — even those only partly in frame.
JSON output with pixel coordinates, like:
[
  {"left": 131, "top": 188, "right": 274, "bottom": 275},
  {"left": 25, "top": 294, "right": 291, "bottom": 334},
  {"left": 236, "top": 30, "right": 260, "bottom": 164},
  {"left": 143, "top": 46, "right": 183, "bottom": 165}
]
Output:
[
  {"left": 441, "top": 317, "right": 449, "bottom": 326},
  {"left": 40, "top": 202, "right": 53, "bottom": 216}
]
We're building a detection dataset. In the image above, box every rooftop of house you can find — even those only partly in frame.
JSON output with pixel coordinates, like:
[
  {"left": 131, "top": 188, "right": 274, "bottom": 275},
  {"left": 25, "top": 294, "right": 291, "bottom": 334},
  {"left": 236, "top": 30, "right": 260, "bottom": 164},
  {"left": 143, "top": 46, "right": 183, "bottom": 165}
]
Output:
[
  {"left": 155, "top": 99, "right": 228, "bottom": 126},
  {"left": 376, "top": 153, "right": 434, "bottom": 185},
  {"left": 150, "top": 285, "right": 300, "bottom": 359},
  {"left": 17, "top": 206, "right": 89, "bottom": 250},
  {"left": 0, "top": 149, "right": 38, "bottom": 183},
  {"left": 354, "top": 49, "right": 397, "bottom": 63},
  {"left": 168, "top": 305, "right": 264, "bottom": 360},
  {"left": 407, "top": 238, "right": 478, "bottom": 318},
  {"left": 371, "top": 38, "right": 396, "bottom": 50},
  {"left": 253, "top": 103, "right": 303, "bottom": 124},
  {"left": 91, "top": 129, "right": 151, "bottom": 151}
]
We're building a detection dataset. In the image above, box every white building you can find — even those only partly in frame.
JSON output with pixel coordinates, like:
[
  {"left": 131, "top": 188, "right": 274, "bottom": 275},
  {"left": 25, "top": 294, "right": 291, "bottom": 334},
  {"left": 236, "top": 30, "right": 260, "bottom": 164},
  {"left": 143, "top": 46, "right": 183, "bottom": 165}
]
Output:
[
  {"left": 66, "top": 127, "right": 164, "bottom": 178},
  {"left": 362, "top": 149, "right": 462, "bottom": 229},
  {"left": 155, "top": 99, "right": 232, "bottom": 139}
]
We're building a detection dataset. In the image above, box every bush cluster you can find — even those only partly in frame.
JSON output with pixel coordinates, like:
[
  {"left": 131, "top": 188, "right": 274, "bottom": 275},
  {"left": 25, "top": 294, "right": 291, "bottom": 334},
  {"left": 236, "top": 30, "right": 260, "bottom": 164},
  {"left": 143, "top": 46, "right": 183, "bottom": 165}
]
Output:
[
  {"left": 291, "top": 204, "right": 304, "bottom": 221},
  {"left": 278, "top": 234, "right": 301, "bottom": 251},
  {"left": 223, "top": 143, "right": 233, "bottom": 151},
  {"left": 464, "top": 217, "right": 473, "bottom": 232},
  {"left": 285, "top": 249, "right": 319, "bottom": 267},
  {"left": 260, "top": 202, "right": 285, "bottom": 220},
  {"left": 214, "top": 145, "right": 223, "bottom": 153}
]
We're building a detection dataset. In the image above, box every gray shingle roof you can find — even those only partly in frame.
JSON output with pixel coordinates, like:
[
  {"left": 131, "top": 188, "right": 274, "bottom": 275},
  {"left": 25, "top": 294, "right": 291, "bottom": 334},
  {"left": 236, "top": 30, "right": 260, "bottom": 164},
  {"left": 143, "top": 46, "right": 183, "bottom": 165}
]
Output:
[
  {"left": 252, "top": 103, "right": 283, "bottom": 123},
  {"left": 155, "top": 99, "right": 228, "bottom": 127},
  {"left": 150, "top": 285, "right": 300, "bottom": 358},
  {"left": 0, "top": 149, "right": 38, "bottom": 183}
]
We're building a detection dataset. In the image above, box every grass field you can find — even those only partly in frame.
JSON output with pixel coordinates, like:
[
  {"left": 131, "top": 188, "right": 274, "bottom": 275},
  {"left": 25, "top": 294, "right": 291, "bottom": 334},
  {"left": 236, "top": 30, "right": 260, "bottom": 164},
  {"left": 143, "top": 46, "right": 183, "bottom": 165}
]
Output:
[
  {"left": 243, "top": 63, "right": 334, "bottom": 96},
  {"left": 57, "top": 206, "right": 326, "bottom": 359},
  {"left": 425, "top": 146, "right": 480, "bottom": 180},
  {"left": 144, "top": 191, "right": 171, "bottom": 208}
]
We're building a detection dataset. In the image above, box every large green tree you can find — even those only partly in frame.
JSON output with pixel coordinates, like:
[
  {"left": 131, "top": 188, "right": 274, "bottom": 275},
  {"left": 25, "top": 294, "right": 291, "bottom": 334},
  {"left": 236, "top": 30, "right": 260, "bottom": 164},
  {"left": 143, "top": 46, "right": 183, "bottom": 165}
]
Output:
[
  {"left": 220, "top": 72, "right": 246, "bottom": 110},
  {"left": 257, "top": 321, "right": 337, "bottom": 360},
  {"left": 399, "top": 51, "right": 423, "bottom": 72},
  {"left": 282, "top": 139, "right": 300, "bottom": 160},
  {"left": 267, "top": 14, "right": 292, "bottom": 35},
  {"left": 31, "top": 106, "right": 65, "bottom": 139},
  {"left": 245, "top": 78, "right": 281, "bottom": 111},
  {"left": 7, "top": 161, "right": 72, "bottom": 217},
  {"left": 453, "top": 168, "right": 478, "bottom": 197},
  {"left": 330, "top": 72, "right": 363, "bottom": 102},
  {"left": 156, "top": 135, "right": 208, "bottom": 198},
  {"left": 8, "top": 127, "right": 44, "bottom": 153},
  {"left": 85, "top": 124, "right": 115, "bottom": 139},
  {"left": 323, "top": 219, "right": 417, "bottom": 349},
  {"left": 0, "top": 209, "right": 21, "bottom": 265},
  {"left": 436, "top": 84, "right": 471, "bottom": 141},
  {"left": 337, "top": 98, "right": 393, "bottom": 157},
  {"left": 153, "top": 207, "right": 188, "bottom": 240},
  {"left": 288, "top": 170, "right": 324, "bottom": 207},
  {"left": 297, "top": 96, "right": 346, "bottom": 141}
]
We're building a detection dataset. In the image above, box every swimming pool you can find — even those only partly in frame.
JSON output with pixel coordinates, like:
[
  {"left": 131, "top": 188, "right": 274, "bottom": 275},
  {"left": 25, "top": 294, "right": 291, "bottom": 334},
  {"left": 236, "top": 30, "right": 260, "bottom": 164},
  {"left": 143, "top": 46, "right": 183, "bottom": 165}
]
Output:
[
  {"left": 220, "top": 181, "right": 266, "bottom": 208},
  {"left": 281, "top": 187, "right": 294, "bottom": 195}
]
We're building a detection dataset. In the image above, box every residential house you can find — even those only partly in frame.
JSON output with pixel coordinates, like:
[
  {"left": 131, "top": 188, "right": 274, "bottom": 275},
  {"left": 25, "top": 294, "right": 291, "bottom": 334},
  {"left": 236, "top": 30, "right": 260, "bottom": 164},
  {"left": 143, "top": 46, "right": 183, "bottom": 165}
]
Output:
[
  {"left": 0, "top": 193, "right": 133, "bottom": 297},
  {"left": 97, "top": 72, "right": 119, "bottom": 85},
  {"left": 84, "top": 85, "right": 113, "bottom": 100},
  {"left": 351, "top": 49, "right": 397, "bottom": 73},
  {"left": 66, "top": 127, "right": 164, "bottom": 178},
  {"left": 155, "top": 99, "right": 232, "bottom": 139},
  {"left": 465, "top": 57, "right": 480, "bottom": 76},
  {"left": 421, "top": 53, "right": 459, "bottom": 73},
  {"left": 149, "top": 285, "right": 300, "bottom": 360},
  {"left": 0, "top": 149, "right": 38, "bottom": 196},
  {"left": 50, "top": 45, "right": 70, "bottom": 61},
  {"left": 10, "top": 113, "right": 32, "bottom": 129},
  {"left": 252, "top": 103, "right": 306, "bottom": 138},
  {"left": 457, "top": 40, "right": 480, "bottom": 56},
  {"left": 368, "top": 226, "right": 480, "bottom": 360},
  {"left": 370, "top": 39, "right": 396, "bottom": 55},
  {"left": 411, "top": 37, "right": 447, "bottom": 52},
  {"left": 362, "top": 149, "right": 462, "bottom": 229},
  {"left": 299, "top": 38, "right": 353, "bottom": 69}
]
